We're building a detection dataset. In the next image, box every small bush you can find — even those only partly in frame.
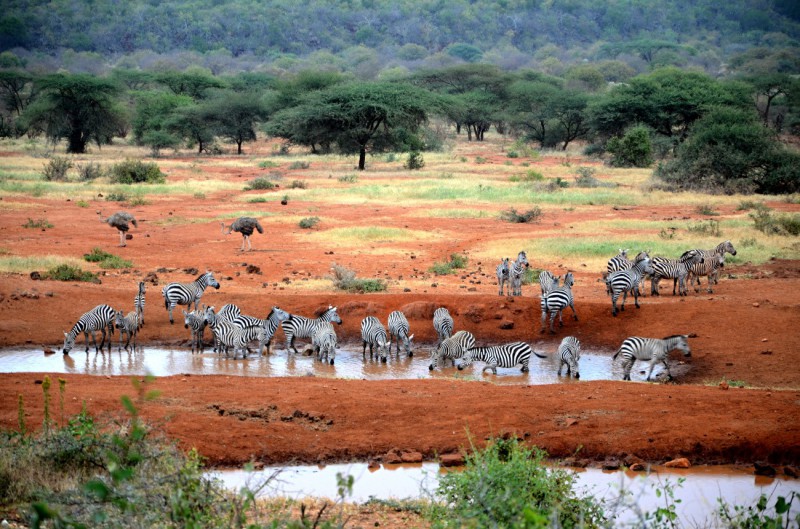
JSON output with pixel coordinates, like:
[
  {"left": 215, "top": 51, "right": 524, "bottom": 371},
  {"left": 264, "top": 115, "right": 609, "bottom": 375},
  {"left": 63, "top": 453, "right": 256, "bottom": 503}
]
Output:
[
  {"left": 299, "top": 216, "right": 320, "bottom": 229},
  {"left": 736, "top": 200, "right": 763, "bottom": 211},
  {"left": 45, "top": 264, "right": 99, "bottom": 282},
  {"left": 22, "top": 218, "right": 53, "bottom": 229},
  {"left": 573, "top": 166, "right": 616, "bottom": 188},
  {"left": 506, "top": 150, "right": 519, "bottom": 158},
  {"left": 430, "top": 253, "right": 468, "bottom": 275},
  {"left": 553, "top": 177, "right": 570, "bottom": 188},
  {"left": 750, "top": 206, "right": 800, "bottom": 236},
  {"left": 696, "top": 204, "right": 719, "bottom": 216},
  {"left": 500, "top": 207, "right": 543, "bottom": 223},
  {"left": 105, "top": 192, "right": 128, "bottom": 202},
  {"left": 607, "top": 124, "right": 654, "bottom": 168},
  {"left": 288, "top": 160, "right": 310, "bottom": 169},
  {"left": 193, "top": 192, "right": 206, "bottom": 199},
  {"left": 385, "top": 153, "right": 397, "bottom": 162},
  {"left": 108, "top": 159, "right": 165, "bottom": 184},
  {"left": 289, "top": 180, "right": 307, "bottom": 189},
  {"left": 43, "top": 157, "right": 73, "bottom": 181},
  {"left": 258, "top": 160, "right": 280, "bottom": 168},
  {"left": 687, "top": 219, "right": 721, "bottom": 237},
  {"left": 437, "top": 172, "right": 454, "bottom": 179},
  {"left": 510, "top": 169, "right": 545, "bottom": 183},
  {"left": 248, "top": 197, "right": 268, "bottom": 203},
  {"left": 76, "top": 200, "right": 89, "bottom": 208},
  {"left": 244, "top": 177, "right": 275, "bottom": 190},
  {"left": 128, "top": 194, "right": 149, "bottom": 206},
  {"left": 76, "top": 162, "right": 103, "bottom": 181},
  {"left": 331, "top": 263, "right": 387, "bottom": 293},
  {"left": 405, "top": 151, "right": 425, "bottom": 170},
  {"left": 83, "top": 247, "right": 133, "bottom": 269},
  {"left": 475, "top": 156, "right": 487, "bottom": 164},
  {"left": 338, "top": 174, "right": 358, "bottom": 183}
]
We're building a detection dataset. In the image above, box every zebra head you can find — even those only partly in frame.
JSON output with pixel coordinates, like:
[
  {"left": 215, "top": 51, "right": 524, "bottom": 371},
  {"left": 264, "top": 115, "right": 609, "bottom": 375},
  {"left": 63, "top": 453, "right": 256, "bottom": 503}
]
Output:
[
  {"left": 182, "top": 309, "right": 192, "bottom": 329},
  {"left": 138, "top": 281, "right": 146, "bottom": 295},
  {"left": 456, "top": 349, "right": 474, "bottom": 370},
  {"left": 114, "top": 310, "right": 126, "bottom": 330},
  {"left": 563, "top": 272, "right": 575, "bottom": 288},
  {"left": 669, "top": 335, "right": 692, "bottom": 358},
  {"left": 404, "top": 333, "right": 415, "bottom": 356},
  {"left": 202, "top": 305, "right": 217, "bottom": 326},
  {"left": 516, "top": 251, "right": 530, "bottom": 268},
  {"left": 202, "top": 271, "right": 220, "bottom": 289},
  {"left": 377, "top": 339, "right": 389, "bottom": 363},
  {"left": 428, "top": 347, "right": 441, "bottom": 370},
  {"left": 618, "top": 248, "right": 629, "bottom": 258},
  {"left": 61, "top": 331, "right": 76, "bottom": 355},
  {"left": 679, "top": 249, "right": 704, "bottom": 265},
  {"left": 267, "top": 307, "right": 291, "bottom": 324},
  {"left": 323, "top": 306, "right": 342, "bottom": 325},
  {"left": 721, "top": 240, "right": 737, "bottom": 256},
  {"left": 497, "top": 258, "right": 509, "bottom": 277}
]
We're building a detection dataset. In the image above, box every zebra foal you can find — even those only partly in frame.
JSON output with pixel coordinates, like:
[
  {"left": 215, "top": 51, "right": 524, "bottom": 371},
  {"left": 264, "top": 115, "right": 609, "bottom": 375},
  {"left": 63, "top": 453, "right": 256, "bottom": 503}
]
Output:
[
  {"left": 312, "top": 322, "right": 337, "bottom": 365},
  {"left": 62, "top": 304, "right": 116, "bottom": 355},
  {"left": 612, "top": 335, "right": 691, "bottom": 381},
  {"left": 183, "top": 308, "right": 207, "bottom": 354},
  {"left": 361, "top": 316, "right": 390, "bottom": 362},
  {"left": 281, "top": 306, "right": 342, "bottom": 354},
  {"left": 161, "top": 271, "right": 220, "bottom": 324},
  {"left": 115, "top": 310, "right": 140, "bottom": 352},
  {"left": 387, "top": 310, "right": 414, "bottom": 357},
  {"left": 556, "top": 336, "right": 581, "bottom": 378},
  {"left": 458, "top": 342, "right": 545, "bottom": 375}
]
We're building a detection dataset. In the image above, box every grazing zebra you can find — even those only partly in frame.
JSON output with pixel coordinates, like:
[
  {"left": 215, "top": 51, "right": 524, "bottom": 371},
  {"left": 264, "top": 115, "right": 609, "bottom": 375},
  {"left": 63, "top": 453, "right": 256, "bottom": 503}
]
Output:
[
  {"left": 606, "top": 249, "right": 649, "bottom": 296},
  {"left": 687, "top": 240, "right": 737, "bottom": 293},
  {"left": 114, "top": 310, "right": 140, "bottom": 352},
  {"left": 605, "top": 256, "right": 653, "bottom": 317},
  {"left": 650, "top": 250, "right": 705, "bottom": 297},
  {"left": 556, "top": 336, "right": 581, "bottom": 378},
  {"left": 496, "top": 257, "right": 510, "bottom": 296},
  {"left": 510, "top": 251, "right": 530, "bottom": 296},
  {"left": 429, "top": 330, "right": 476, "bottom": 370},
  {"left": 134, "top": 281, "right": 146, "bottom": 326},
  {"left": 540, "top": 272, "right": 578, "bottom": 334},
  {"left": 432, "top": 307, "right": 454, "bottom": 349},
  {"left": 312, "top": 322, "right": 337, "bottom": 365},
  {"left": 182, "top": 308, "right": 207, "bottom": 354},
  {"left": 161, "top": 271, "right": 220, "bottom": 324},
  {"left": 281, "top": 306, "right": 343, "bottom": 355},
  {"left": 458, "top": 342, "right": 544, "bottom": 375},
  {"left": 62, "top": 304, "right": 116, "bottom": 355},
  {"left": 612, "top": 335, "right": 691, "bottom": 381},
  {"left": 539, "top": 270, "right": 560, "bottom": 296},
  {"left": 361, "top": 316, "right": 390, "bottom": 362},
  {"left": 387, "top": 310, "right": 414, "bottom": 357}
]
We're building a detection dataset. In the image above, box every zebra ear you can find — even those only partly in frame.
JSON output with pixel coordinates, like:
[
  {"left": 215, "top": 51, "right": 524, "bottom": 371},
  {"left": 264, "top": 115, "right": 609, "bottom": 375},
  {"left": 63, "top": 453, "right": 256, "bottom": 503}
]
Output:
[
  {"left": 63, "top": 331, "right": 68, "bottom": 338},
  {"left": 408, "top": 334, "right": 414, "bottom": 340}
]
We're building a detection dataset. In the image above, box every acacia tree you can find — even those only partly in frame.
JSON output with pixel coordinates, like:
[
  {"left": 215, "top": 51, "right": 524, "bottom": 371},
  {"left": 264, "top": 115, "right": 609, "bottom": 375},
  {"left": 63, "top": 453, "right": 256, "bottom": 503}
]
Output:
[
  {"left": 266, "top": 82, "right": 435, "bottom": 170},
  {"left": 205, "top": 92, "right": 268, "bottom": 155},
  {"left": 21, "top": 73, "right": 125, "bottom": 153}
]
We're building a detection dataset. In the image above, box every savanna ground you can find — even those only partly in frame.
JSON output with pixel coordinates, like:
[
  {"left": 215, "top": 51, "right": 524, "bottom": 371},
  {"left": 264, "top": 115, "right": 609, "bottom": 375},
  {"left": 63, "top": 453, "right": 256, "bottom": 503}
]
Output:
[{"left": 1, "top": 133, "right": 800, "bottom": 525}]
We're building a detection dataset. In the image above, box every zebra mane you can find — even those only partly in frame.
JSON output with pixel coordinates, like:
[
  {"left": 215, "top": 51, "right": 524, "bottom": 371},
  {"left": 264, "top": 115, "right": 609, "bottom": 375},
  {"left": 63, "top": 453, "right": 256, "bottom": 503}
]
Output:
[
  {"left": 662, "top": 334, "right": 687, "bottom": 341},
  {"left": 264, "top": 308, "right": 275, "bottom": 319}
]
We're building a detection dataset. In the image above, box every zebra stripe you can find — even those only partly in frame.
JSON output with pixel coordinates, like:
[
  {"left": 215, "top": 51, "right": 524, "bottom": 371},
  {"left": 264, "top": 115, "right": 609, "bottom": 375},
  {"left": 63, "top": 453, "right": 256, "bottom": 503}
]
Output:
[
  {"left": 612, "top": 335, "right": 691, "bottom": 381},
  {"left": 312, "top": 321, "right": 337, "bottom": 365},
  {"left": 361, "top": 316, "right": 390, "bottom": 362},
  {"left": 539, "top": 270, "right": 560, "bottom": 296},
  {"left": 114, "top": 310, "right": 140, "bottom": 352},
  {"left": 134, "top": 281, "right": 146, "bottom": 326},
  {"left": 207, "top": 316, "right": 264, "bottom": 359},
  {"left": 161, "top": 271, "right": 220, "bottom": 324},
  {"left": 556, "top": 336, "right": 581, "bottom": 378},
  {"left": 432, "top": 307, "right": 454, "bottom": 349},
  {"left": 606, "top": 250, "right": 649, "bottom": 296},
  {"left": 606, "top": 257, "right": 653, "bottom": 317},
  {"left": 281, "top": 306, "right": 343, "bottom": 354},
  {"left": 255, "top": 307, "right": 291, "bottom": 355},
  {"left": 458, "top": 342, "right": 543, "bottom": 375},
  {"left": 182, "top": 308, "right": 207, "bottom": 354},
  {"left": 429, "top": 330, "right": 475, "bottom": 370},
  {"left": 687, "top": 240, "right": 737, "bottom": 293},
  {"left": 650, "top": 250, "right": 704, "bottom": 296},
  {"left": 510, "top": 252, "right": 530, "bottom": 296},
  {"left": 62, "top": 304, "right": 116, "bottom": 354},
  {"left": 496, "top": 257, "right": 510, "bottom": 296},
  {"left": 387, "top": 310, "right": 414, "bottom": 357},
  {"left": 540, "top": 272, "right": 578, "bottom": 334}
]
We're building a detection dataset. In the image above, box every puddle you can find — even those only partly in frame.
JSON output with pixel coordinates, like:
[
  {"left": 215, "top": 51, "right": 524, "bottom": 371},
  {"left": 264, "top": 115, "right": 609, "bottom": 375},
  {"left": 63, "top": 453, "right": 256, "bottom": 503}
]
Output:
[
  {"left": 211, "top": 462, "right": 800, "bottom": 525},
  {"left": 0, "top": 345, "right": 685, "bottom": 383}
]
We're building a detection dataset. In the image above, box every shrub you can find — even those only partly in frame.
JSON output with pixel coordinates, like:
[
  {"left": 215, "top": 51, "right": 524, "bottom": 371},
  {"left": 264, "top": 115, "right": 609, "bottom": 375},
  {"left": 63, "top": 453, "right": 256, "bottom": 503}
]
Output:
[
  {"left": 244, "top": 177, "right": 275, "bottom": 190},
  {"left": 500, "top": 207, "right": 543, "bottom": 223},
  {"left": 606, "top": 124, "right": 654, "bottom": 168},
  {"left": 750, "top": 206, "right": 800, "bottom": 236},
  {"left": 430, "top": 253, "right": 468, "bottom": 275},
  {"left": 687, "top": 219, "right": 721, "bottom": 237},
  {"left": 108, "top": 159, "right": 166, "bottom": 184},
  {"left": 405, "top": 151, "right": 425, "bottom": 170},
  {"left": 331, "top": 263, "right": 387, "bottom": 293},
  {"left": 288, "top": 160, "right": 310, "bottom": 169},
  {"left": 105, "top": 192, "right": 128, "bottom": 202},
  {"left": 475, "top": 156, "right": 487, "bottom": 164},
  {"left": 736, "top": 200, "right": 763, "bottom": 211},
  {"left": 141, "top": 130, "right": 180, "bottom": 156},
  {"left": 76, "top": 162, "right": 103, "bottom": 181},
  {"left": 258, "top": 160, "right": 280, "bottom": 168},
  {"left": 45, "top": 264, "right": 99, "bottom": 282},
  {"left": 83, "top": 247, "right": 133, "bottom": 269},
  {"left": 510, "top": 169, "right": 545, "bottom": 183},
  {"left": 289, "top": 180, "right": 308, "bottom": 189},
  {"left": 573, "top": 166, "right": 616, "bottom": 188},
  {"left": 299, "top": 216, "right": 320, "bottom": 229},
  {"left": 338, "top": 174, "right": 358, "bottom": 183},
  {"left": 43, "top": 157, "right": 73, "bottom": 181},
  {"left": 22, "top": 218, "right": 53, "bottom": 229},
  {"left": 696, "top": 204, "right": 719, "bottom": 216}
]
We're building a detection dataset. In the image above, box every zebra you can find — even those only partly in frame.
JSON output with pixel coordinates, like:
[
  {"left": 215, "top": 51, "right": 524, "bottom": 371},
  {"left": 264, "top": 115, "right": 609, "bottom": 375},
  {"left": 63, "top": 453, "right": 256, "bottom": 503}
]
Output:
[
  {"left": 510, "top": 251, "right": 530, "bottom": 296},
  {"left": 496, "top": 257, "right": 510, "bottom": 296},
  {"left": 281, "top": 306, "right": 343, "bottom": 355},
  {"left": 361, "top": 316, "right": 390, "bottom": 362},
  {"left": 539, "top": 270, "right": 560, "bottom": 296},
  {"left": 312, "top": 322, "right": 337, "bottom": 365},
  {"left": 387, "top": 310, "right": 414, "bottom": 357},
  {"left": 612, "top": 335, "right": 691, "bottom": 381},
  {"left": 62, "top": 304, "right": 116, "bottom": 355},
  {"left": 161, "top": 271, "right": 220, "bottom": 324},
  {"left": 432, "top": 307, "right": 454, "bottom": 349},
  {"left": 204, "top": 312, "right": 264, "bottom": 359},
  {"left": 457, "top": 342, "right": 544, "bottom": 375},
  {"left": 540, "top": 272, "right": 578, "bottom": 334},
  {"left": 650, "top": 250, "right": 705, "bottom": 296},
  {"left": 429, "top": 330, "right": 475, "bottom": 370},
  {"left": 606, "top": 249, "right": 649, "bottom": 296},
  {"left": 114, "top": 310, "right": 140, "bottom": 352},
  {"left": 134, "top": 281, "right": 146, "bottom": 327},
  {"left": 605, "top": 256, "right": 653, "bottom": 317},
  {"left": 687, "top": 240, "right": 737, "bottom": 293},
  {"left": 182, "top": 308, "right": 207, "bottom": 354},
  {"left": 253, "top": 307, "right": 291, "bottom": 355},
  {"left": 556, "top": 336, "right": 581, "bottom": 378}
]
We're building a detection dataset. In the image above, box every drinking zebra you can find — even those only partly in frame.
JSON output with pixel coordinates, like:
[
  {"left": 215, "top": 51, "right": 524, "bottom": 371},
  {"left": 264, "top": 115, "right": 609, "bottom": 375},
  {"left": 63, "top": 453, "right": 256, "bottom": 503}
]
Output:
[
  {"left": 432, "top": 307, "right": 454, "bottom": 349},
  {"left": 540, "top": 272, "right": 577, "bottom": 334},
  {"left": 134, "top": 281, "right": 146, "bottom": 327},
  {"left": 496, "top": 257, "right": 510, "bottom": 296},
  {"left": 457, "top": 342, "right": 544, "bottom": 375},
  {"left": 539, "top": 270, "right": 560, "bottom": 296},
  {"left": 217, "top": 325, "right": 266, "bottom": 360},
  {"left": 429, "top": 330, "right": 476, "bottom": 370},
  {"left": 182, "top": 308, "right": 207, "bottom": 354},
  {"left": 114, "top": 310, "right": 140, "bottom": 352},
  {"left": 687, "top": 240, "right": 737, "bottom": 293},
  {"left": 62, "top": 304, "right": 116, "bottom": 355},
  {"left": 253, "top": 307, "right": 291, "bottom": 355},
  {"left": 510, "top": 251, "right": 530, "bottom": 296},
  {"left": 612, "top": 335, "right": 691, "bottom": 381},
  {"left": 650, "top": 250, "right": 705, "bottom": 296},
  {"left": 312, "top": 322, "right": 337, "bottom": 365},
  {"left": 361, "top": 316, "right": 390, "bottom": 362},
  {"left": 387, "top": 310, "right": 414, "bottom": 357},
  {"left": 556, "top": 336, "right": 581, "bottom": 378},
  {"left": 161, "top": 271, "right": 220, "bottom": 324},
  {"left": 281, "top": 306, "right": 343, "bottom": 355},
  {"left": 605, "top": 256, "right": 653, "bottom": 317}
]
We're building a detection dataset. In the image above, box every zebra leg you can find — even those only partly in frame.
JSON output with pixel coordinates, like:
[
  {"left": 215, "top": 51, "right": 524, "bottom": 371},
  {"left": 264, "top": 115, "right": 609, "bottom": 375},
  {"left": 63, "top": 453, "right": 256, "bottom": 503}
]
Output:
[
  {"left": 651, "top": 277, "right": 658, "bottom": 296},
  {"left": 622, "top": 358, "right": 634, "bottom": 380},
  {"left": 611, "top": 293, "right": 619, "bottom": 317},
  {"left": 521, "top": 359, "right": 529, "bottom": 373},
  {"left": 646, "top": 359, "right": 659, "bottom": 381},
  {"left": 663, "top": 359, "right": 673, "bottom": 381},
  {"left": 557, "top": 360, "right": 564, "bottom": 376},
  {"left": 621, "top": 290, "right": 628, "bottom": 312},
  {"left": 549, "top": 312, "right": 557, "bottom": 334},
  {"left": 633, "top": 289, "right": 641, "bottom": 309},
  {"left": 569, "top": 302, "right": 578, "bottom": 321}
]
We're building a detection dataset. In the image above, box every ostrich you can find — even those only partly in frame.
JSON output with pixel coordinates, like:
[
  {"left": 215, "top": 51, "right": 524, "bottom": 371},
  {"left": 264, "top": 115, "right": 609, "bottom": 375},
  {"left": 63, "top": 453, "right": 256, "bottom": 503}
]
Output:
[
  {"left": 101, "top": 212, "right": 137, "bottom": 247},
  {"left": 221, "top": 217, "right": 263, "bottom": 251}
]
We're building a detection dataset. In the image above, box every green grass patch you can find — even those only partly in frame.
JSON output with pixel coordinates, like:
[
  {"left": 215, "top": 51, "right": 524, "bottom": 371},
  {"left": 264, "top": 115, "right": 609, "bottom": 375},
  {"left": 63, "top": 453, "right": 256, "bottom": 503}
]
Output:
[
  {"left": 298, "top": 216, "right": 320, "bottom": 229},
  {"left": 22, "top": 218, "right": 53, "bottom": 229},
  {"left": 308, "top": 226, "right": 432, "bottom": 244},
  {"left": 430, "top": 253, "right": 468, "bottom": 275},
  {"left": 45, "top": 264, "right": 100, "bottom": 282},
  {"left": 83, "top": 247, "right": 133, "bottom": 269},
  {"left": 0, "top": 255, "right": 85, "bottom": 274},
  {"left": 331, "top": 263, "right": 387, "bottom": 293},
  {"left": 244, "top": 177, "right": 276, "bottom": 190}
]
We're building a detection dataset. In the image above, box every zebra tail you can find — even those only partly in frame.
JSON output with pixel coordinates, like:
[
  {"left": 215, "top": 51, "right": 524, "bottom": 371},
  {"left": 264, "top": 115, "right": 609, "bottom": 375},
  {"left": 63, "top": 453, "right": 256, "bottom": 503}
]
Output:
[
  {"left": 612, "top": 347, "right": 622, "bottom": 360},
  {"left": 532, "top": 350, "right": 547, "bottom": 359}
]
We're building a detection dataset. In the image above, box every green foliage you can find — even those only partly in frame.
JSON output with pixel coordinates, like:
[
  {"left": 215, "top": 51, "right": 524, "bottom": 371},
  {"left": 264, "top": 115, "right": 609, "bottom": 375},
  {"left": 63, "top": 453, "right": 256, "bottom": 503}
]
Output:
[
  {"left": 108, "top": 159, "right": 166, "bottom": 184},
  {"left": 288, "top": 160, "right": 310, "bottom": 169},
  {"left": 42, "top": 157, "right": 72, "bottom": 181},
  {"left": 331, "top": 263, "right": 387, "bottom": 293},
  {"left": 141, "top": 129, "right": 181, "bottom": 156},
  {"left": 607, "top": 125, "right": 654, "bottom": 167},
  {"left": 500, "top": 207, "right": 543, "bottom": 223},
  {"left": 405, "top": 151, "right": 425, "bottom": 170},
  {"left": 298, "top": 216, "right": 320, "bottom": 229},
  {"left": 430, "top": 253, "right": 468, "bottom": 275},
  {"left": 428, "top": 437, "right": 604, "bottom": 528},
  {"left": 509, "top": 169, "right": 545, "bottom": 183},
  {"left": 446, "top": 43, "right": 484, "bottom": 62},
  {"left": 696, "top": 204, "right": 719, "bottom": 216},
  {"left": 244, "top": 177, "right": 275, "bottom": 190},
  {"left": 687, "top": 219, "right": 721, "bottom": 237},
  {"left": 22, "top": 217, "right": 53, "bottom": 229},
  {"left": 83, "top": 247, "right": 133, "bottom": 269},
  {"left": 289, "top": 180, "right": 307, "bottom": 189},
  {"left": 258, "top": 160, "right": 280, "bottom": 168},
  {"left": 750, "top": 205, "right": 800, "bottom": 236},
  {"left": 44, "top": 264, "right": 99, "bottom": 282},
  {"left": 75, "top": 162, "right": 103, "bottom": 181},
  {"left": 717, "top": 492, "right": 799, "bottom": 529},
  {"left": 338, "top": 174, "right": 358, "bottom": 183},
  {"left": 104, "top": 192, "right": 128, "bottom": 202},
  {"left": 574, "top": 166, "right": 616, "bottom": 188}
]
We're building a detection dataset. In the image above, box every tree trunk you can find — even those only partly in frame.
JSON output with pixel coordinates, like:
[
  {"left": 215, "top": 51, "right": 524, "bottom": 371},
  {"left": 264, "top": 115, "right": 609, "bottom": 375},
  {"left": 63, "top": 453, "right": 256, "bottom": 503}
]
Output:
[
  {"left": 67, "top": 128, "right": 86, "bottom": 154},
  {"left": 358, "top": 146, "right": 367, "bottom": 170},
  {"left": 467, "top": 125, "right": 473, "bottom": 141},
  {"left": 237, "top": 139, "right": 243, "bottom": 155},
  {"left": 198, "top": 139, "right": 204, "bottom": 154}
]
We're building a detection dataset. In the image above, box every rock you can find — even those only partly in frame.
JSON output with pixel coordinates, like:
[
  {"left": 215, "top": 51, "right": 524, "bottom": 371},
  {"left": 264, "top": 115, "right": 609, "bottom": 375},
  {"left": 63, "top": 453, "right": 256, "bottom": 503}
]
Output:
[
  {"left": 623, "top": 454, "right": 645, "bottom": 467},
  {"left": 30, "top": 271, "right": 41, "bottom": 280},
  {"left": 439, "top": 453, "right": 465, "bottom": 467},
  {"left": 630, "top": 463, "right": 646, "bottom": 471},
  {"left": 498, "top": 320, "right": 514, "bottom": 330},
  {"left": 125, "top": 233, "right": 133, "bottom": 240},
  {"left": 399, "top": 301, "right": 437, "bottom": 320},
  {"left": 719, "top": 380, "right": 729, "bottom": 390},
  {"left": 564, "top": 417, "right": 578, "bottom": 427},
  {"left": 367, "top": 459, "right": 380, "bottom": 470},
  {"left": 664, "top": 458, "right": 691, "bottom": 469},
  {"left": 602, "top": 460, "right": 621, "bottom": 471},
  {"left": 401, "top": 451, "right": 423, "bottom": 463},
  {"left": 43, "top": 348, "right": 55, "bottom": 355},
  {"left": 383, "top": 450, "right": 402, "bottom": 465},
  {"left": 183, "top": 267, "right": 199, "bottom": 275},
  {"left": 245, "top": 264, "right": 261, "bottom": 274},
  {"left": 754, "top": 461, "right": 776, "bottom": 477},
  {"left": 752, "top": 302, "right": 760, "bottom": 307}
]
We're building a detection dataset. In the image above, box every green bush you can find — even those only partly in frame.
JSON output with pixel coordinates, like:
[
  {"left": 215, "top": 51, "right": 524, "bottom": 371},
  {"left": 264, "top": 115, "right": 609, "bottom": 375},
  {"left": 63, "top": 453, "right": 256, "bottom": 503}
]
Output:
[
  {"left": 750, "top": 206, "right": 800, "bottom": 236},
  {"left": 45, "top": 264, "right": 99, "bottom": 282},
  {"left": 76, "top": 162, "right": 103, "bottom": 181},
  {"left": 83, "top": 247, "right": 133, "bottom": 269},
  {"left": 573, "top": 166, "right": 616, "bottom": 188},
  {"left": 405, "top": 151, "right": 425, "bottom": 170},
  {"left": 430, "top": 253, "right": 468, "bottom": 275},
  {"left": 288, "top": 160, "right": 310, "bottom": 169},
  {"left": 338, "top": 174, "right": 358, "bottom": 183},
  {"left": 105, "top": 192, "right": 128, "bottom": 202},
  {"left": 244, "top": 177, "right": 276, "bottom": 190},
  {"left": 500, "top": 207, "right": 543, "bottom": 223},
  {"left": 258, "top": 160, "right": 280, "bottom": 168},
  {"left": 607, "top": 124, "right": 654, "bottom": 168},
  {"left": 108, "top": 159, "right": 166, "bottom": 184},
  {"left": 331, "top": 263, "right": 387, "bottom": 293},
  {"left": 22, "top": 218, "right": 53, "bottom": 229},
  {"left": 298, "top": 216, "right": 320, "bottom": 229},
  {"left": 510, "top": 169, "right": 545, "bottom": 183},
  {"left": 428, "top": 437, "right": 604, "bottom": 528},
  {"left": 42, "top": 157, "right": 73, "bottom": 181}
]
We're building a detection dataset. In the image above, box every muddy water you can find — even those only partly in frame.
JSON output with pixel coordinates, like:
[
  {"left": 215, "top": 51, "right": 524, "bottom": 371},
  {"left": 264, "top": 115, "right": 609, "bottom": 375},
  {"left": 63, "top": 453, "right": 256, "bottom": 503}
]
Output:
[
  {"left": 211, "top": 463, "right": 800, "bottom": 525},
  {"left": 0, "top": 345, "right": 688, "bottom": 383}
]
